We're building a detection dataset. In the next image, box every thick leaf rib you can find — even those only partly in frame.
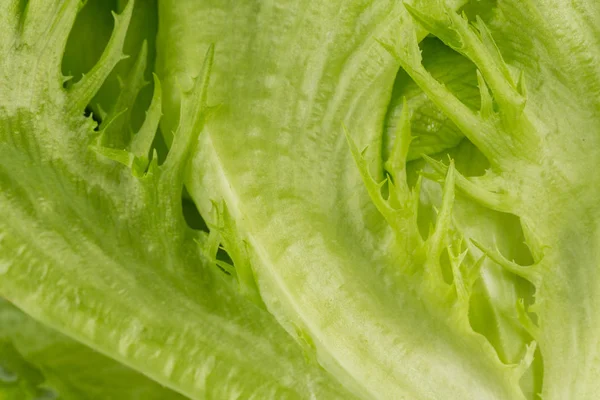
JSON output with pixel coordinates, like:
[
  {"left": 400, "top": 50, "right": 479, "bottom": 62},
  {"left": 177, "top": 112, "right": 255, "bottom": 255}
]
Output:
[{"left": 163, "top": 1, "right": 529, "bottom": 398}]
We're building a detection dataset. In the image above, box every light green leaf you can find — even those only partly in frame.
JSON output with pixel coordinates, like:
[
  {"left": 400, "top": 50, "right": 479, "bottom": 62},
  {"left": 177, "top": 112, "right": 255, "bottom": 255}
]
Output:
[
  {"left": 408, "top": 139, "right": 541, "bottom": 397},
  {"left": 402, "top": 1, "right": 600, "bottom": 398},
  {"left": 62, "top": 0, "right": 158, "bottom": 131},
  {"left": 0, "top": 2, "right": 353, "bottom": 399},
  {"left": 0, "top": 299, "right": 185, "bottom": 400},
  {"left": 162, "top": 1, "right": 527, "bottom": 398},
  {"left": 384, "top": 37, "right": 479, "bottom": 161}
]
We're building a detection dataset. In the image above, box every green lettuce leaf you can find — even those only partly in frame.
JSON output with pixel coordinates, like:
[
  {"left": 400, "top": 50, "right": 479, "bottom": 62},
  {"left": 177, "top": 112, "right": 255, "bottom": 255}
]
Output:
[
  {"left": 384, "top": 0, "right": 600, "bottom": 398},
  {"left": 0, "top": 2, "right": 352, "bottom": 399},
  {"left": 160, "top": 1, "right": 533, "bottom": 398},
  {"left": 62, "top": 0, "right": 158, "bottom": 130},
  {"left": 2, "top": 0, "right": 599, "bottom": 398},
  {"left": 407, "top": 140, "right": 541, "bottom": 397},
  {"left": 1, "top": 339, "right": 49, "bottom": 400},
  {"left": 0, "top": 298, "right": 185, "bottom": 399},
  {"left": 384, "top": 37, "right": 478, "bottom": 161}
]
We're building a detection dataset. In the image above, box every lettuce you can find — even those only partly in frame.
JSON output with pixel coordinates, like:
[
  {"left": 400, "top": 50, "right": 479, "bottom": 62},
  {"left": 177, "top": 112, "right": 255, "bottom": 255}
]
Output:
[
  {"left": 0, "top": 298, "right": 185, "bottom": 399},
  {"left": 1, "top": 0, "right": 599, "bottom": 399},
  {"left": 0, "top": 2, "right": 352, "bottom": 399}
]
